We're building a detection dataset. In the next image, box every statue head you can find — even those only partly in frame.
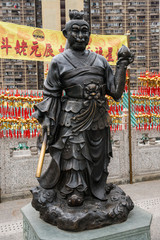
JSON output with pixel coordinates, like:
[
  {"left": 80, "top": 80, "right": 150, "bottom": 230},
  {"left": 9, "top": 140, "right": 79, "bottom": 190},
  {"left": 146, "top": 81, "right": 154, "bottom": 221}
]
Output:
[{"left": 63, "top": 10, "right": 90, "bottom": 51}]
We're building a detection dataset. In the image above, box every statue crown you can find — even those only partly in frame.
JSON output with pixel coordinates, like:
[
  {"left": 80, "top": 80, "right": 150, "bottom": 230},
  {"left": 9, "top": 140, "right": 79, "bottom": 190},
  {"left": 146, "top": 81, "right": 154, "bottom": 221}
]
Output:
[{"left": 69, "top": 9, "right": 84, "bottom": 20}]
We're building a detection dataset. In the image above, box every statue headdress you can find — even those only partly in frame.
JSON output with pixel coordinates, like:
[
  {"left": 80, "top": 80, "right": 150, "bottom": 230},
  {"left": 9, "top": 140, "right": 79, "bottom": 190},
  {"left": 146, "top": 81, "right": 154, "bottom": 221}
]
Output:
[
  {"left": 64, "top": 9, "right": 89, "bottom": 31},
  {"left": 69, "top": 9, "right": 84, "bottom": 20}
]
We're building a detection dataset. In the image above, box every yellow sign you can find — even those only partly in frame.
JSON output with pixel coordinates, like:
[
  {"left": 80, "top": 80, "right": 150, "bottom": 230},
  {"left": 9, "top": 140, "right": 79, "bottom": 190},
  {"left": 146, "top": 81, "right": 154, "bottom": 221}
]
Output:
[{"left": 0, "top": 21, "right": 128, "bottom": 65}]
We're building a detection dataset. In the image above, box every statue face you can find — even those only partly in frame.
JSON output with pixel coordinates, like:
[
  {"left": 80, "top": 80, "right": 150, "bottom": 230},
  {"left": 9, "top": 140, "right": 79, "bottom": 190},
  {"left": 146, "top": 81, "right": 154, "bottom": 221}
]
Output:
[{"left": 65, "top": 23, "right": 90, "bottom": 51}]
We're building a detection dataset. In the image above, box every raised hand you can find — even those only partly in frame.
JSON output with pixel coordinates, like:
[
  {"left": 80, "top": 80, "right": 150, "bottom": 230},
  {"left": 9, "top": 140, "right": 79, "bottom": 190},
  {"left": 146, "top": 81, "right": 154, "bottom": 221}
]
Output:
[{"left": 117, "top": 45, "right": 134, "bottom": 65}]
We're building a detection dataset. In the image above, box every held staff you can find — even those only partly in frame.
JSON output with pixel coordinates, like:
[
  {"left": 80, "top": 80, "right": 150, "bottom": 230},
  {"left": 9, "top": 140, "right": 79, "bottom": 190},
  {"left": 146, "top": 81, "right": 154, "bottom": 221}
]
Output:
[{"left": 36, "top": 130, "right": 47, "bottom": 178}]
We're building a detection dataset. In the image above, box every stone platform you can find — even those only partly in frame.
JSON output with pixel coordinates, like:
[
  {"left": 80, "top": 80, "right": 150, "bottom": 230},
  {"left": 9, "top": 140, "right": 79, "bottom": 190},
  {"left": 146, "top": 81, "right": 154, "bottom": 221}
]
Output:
[{"left": 21, "top": 203, "right": 152, "bottom": 240}]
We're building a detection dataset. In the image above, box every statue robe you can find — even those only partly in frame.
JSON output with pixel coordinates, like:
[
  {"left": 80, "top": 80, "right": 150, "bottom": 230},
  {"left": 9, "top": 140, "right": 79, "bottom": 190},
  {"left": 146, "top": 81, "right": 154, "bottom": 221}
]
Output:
[{"left": 34, "top": 49, "right": 125, "bottom": 200}]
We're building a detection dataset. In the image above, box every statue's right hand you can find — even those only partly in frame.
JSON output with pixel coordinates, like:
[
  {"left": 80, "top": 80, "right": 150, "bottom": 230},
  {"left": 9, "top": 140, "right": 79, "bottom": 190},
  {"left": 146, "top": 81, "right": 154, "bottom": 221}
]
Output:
[
  {"left": 32, "top": 109, "right": 51, "bottom": 135},
  {"left": 42, "top": 115, "right": 51, "bottom": 136}
]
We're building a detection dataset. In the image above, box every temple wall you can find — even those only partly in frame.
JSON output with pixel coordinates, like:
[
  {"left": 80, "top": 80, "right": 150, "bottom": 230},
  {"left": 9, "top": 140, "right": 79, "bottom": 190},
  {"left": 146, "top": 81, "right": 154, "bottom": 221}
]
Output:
[
  {"left": 108, "top": 129, "right": 160, "bottom": 184},
  {"left": 0, "top": 129, "right": 160, "bottom": 201}
]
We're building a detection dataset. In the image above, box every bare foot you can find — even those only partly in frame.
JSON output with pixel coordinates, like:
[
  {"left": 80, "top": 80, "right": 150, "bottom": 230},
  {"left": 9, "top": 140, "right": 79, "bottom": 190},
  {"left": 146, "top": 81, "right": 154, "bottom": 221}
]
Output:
[{"left": 67, "top": 193, "right": 84, "bottom": 207}]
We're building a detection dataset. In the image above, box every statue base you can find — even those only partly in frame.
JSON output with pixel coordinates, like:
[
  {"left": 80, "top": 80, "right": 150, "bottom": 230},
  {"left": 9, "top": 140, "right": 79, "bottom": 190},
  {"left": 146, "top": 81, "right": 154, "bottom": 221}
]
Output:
[
  {"left": 21, "top": 203, "right": 152, "bottom": 240},
  {"left": 30, "top": 184, "right": 134, "bottom": 231}
]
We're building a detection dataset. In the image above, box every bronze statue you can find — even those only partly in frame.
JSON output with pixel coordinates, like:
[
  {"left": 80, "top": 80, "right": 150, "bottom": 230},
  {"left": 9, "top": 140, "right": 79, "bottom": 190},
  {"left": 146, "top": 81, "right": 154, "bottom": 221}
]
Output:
[{"left": 31, "top": 10, "right": 134, "bottom": 231}]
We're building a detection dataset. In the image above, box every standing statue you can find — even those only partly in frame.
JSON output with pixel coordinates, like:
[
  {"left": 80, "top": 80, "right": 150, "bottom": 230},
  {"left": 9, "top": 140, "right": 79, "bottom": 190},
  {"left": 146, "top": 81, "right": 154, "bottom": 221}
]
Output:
[{"left": 31, "top": 10, "right": 134, "bottom": 231}]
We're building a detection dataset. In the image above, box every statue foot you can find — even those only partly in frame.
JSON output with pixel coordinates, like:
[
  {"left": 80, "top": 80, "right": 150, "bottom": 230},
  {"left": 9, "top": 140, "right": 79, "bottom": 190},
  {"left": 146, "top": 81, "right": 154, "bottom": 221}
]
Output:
[{"left": 67, "top": 192, "right": 84, "bottom": 207}]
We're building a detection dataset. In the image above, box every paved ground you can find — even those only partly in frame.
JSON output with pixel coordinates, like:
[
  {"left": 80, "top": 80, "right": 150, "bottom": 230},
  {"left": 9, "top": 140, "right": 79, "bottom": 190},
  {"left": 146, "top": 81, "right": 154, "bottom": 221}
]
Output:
[{"left": 0, "top": 179, "right": 160, "bottom": 240}]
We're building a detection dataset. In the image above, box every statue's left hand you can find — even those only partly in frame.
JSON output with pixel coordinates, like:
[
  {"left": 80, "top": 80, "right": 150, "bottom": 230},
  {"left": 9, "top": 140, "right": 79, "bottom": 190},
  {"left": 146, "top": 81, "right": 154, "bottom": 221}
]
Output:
[{"left": 117, "top": 45, "right": 134, "bottom": 65}]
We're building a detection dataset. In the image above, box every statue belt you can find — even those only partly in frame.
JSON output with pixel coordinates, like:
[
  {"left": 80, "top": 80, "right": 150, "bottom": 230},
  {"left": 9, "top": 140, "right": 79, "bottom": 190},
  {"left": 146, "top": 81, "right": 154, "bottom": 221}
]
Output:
[
  {"left": 62, "top": 83, "right": 108, "bottom": 132},
  {"left": 64, "top": 83, "right": 106, "bottom": 99}
]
